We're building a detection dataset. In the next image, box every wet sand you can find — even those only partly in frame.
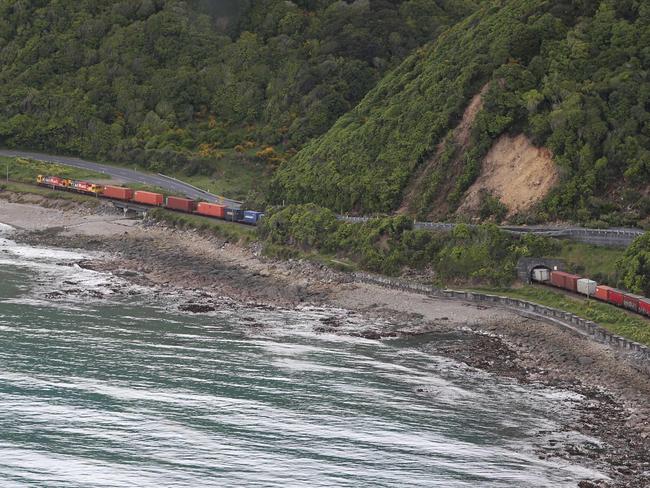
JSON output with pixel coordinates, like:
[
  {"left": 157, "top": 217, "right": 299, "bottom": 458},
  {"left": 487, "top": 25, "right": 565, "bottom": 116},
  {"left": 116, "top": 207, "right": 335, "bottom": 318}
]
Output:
[{"left": 1, "top": 192, "right": 649, "bottom": 487}]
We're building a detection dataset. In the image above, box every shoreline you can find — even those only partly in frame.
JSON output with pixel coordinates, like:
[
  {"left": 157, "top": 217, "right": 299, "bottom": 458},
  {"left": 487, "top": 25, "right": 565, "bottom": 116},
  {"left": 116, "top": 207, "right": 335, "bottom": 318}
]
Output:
[{"left": 1, "top": 193, "right": 649, "bottom": 486}]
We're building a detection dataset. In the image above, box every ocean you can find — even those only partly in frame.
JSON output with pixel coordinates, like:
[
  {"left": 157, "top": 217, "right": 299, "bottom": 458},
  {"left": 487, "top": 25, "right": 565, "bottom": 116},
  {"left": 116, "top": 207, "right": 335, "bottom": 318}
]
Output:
[{"left": 0, "top": 223, "right": 602, "bottom": 487}]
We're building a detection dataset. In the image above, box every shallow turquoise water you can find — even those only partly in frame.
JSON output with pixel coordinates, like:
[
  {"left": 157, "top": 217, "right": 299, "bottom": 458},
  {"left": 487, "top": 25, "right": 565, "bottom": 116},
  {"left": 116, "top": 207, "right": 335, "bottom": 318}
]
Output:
[{"left": 0, "top": 223, "right": 601, "bottom": 487}]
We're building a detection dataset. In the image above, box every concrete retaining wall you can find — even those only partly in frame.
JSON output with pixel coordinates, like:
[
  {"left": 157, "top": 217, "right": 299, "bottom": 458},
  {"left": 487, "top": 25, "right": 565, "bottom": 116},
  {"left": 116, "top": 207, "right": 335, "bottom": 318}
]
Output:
[{"left": 352, "top": 272, "right": 650, "bottom": 370}]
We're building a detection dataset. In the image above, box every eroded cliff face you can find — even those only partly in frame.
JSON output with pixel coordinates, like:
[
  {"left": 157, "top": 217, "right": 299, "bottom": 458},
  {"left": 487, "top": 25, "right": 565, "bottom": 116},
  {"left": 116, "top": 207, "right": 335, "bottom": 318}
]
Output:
[{"left": 458, "top": 133, "right": 559, "bottom": 218}]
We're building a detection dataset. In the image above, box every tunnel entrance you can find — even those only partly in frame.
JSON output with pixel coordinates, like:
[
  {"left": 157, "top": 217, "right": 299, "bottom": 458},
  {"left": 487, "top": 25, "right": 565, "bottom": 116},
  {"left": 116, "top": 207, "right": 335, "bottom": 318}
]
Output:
[
  {"left": 530, "top": 265, "right": 552, "bottom": 282},
  {"left": 516, "top": 258, "right": 565, "bottom": 283}
]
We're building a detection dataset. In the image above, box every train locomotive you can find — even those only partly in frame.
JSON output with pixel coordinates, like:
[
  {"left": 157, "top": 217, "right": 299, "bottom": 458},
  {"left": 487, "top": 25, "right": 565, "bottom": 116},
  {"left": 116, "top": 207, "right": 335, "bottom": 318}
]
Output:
[
  {"left": 532, "top": 268, "right": 650, "bottom": 317},
  {"left": 36, "top": 175, "right": 264, "bottom": 226}
]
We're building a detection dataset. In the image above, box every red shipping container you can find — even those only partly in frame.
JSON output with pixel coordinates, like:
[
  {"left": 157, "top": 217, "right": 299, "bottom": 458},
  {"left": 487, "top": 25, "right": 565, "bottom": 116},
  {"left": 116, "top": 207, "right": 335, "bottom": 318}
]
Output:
[
  {"left": 103, "top": 186, "right": 134, "bottom": 201},
  {"left": 564, "top": 274, "right": 580, "bottom": 292},
  {"left": 607, "top": 289, "right": 625, "bottom": 307},
  {"left": 622, "top": 293, "right": 640, "bottom": 312},
  {"left": 549, "top": 271, "right": 565, "bottom": 289},
  {"left": 594, "top": 285, "right": 614, "bottom": 302},
  {"left": 165, "top": 196, "right": 196, "bottom": 213},
  {"left": 196, "top": 202, "right": 226, "bottom": 219},
  {"left": 549, "top": 271, "right": 581, "bottom": 292},
  {"left": 133, "top": 191, "right": 163, "bottom": 206},
  {"left": 638, "top": 298, "right": 650, "bottom": 317}
]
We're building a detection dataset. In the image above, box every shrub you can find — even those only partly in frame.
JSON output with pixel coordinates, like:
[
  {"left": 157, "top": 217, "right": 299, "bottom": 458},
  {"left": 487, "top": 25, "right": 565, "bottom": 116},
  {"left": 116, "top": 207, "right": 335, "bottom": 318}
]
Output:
[
  {"left": 258, "top": 204, "right": 554, "bottom": 284},
  {"left": 617, "top": 232, "right": 650, "bottom": 296}
]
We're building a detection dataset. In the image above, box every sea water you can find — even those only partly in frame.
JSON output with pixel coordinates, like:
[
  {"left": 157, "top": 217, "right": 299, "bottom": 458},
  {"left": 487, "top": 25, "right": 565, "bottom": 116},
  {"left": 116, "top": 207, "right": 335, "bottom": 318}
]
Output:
[{"left": 0, "top": 223, "right": 603, "bottom": 487}]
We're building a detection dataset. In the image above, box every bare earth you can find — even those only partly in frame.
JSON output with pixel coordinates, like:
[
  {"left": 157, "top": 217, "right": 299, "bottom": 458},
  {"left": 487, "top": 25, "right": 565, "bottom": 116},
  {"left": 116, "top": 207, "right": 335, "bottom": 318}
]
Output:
[
  {"left": 459, "top": 133, "right": 559, "bottom": 217},
  {"left": 1, "top": 193, "right": 649, "bottom": 487}
]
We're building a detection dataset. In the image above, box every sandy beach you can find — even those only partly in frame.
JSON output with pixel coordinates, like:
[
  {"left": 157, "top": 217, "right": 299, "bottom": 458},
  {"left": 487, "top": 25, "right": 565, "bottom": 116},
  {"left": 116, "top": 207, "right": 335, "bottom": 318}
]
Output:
[{"left": 1, "top": 191, "right": 649, "bottom": 487}]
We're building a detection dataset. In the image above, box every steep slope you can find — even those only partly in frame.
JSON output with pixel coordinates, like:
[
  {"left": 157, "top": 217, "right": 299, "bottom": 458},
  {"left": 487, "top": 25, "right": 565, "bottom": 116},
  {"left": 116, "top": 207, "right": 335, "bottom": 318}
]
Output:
[
  {"left": 397, "top": 83, "right": 488, "bottom": 216},
  {"left": 0, "top": 0, "right": 476, "bottom": 174},
  {"left": 273, "top": 0, "right": 650, "bottom": 225},
  {"left": 457, "top": 134, "right": 558, "bottom": 218}
]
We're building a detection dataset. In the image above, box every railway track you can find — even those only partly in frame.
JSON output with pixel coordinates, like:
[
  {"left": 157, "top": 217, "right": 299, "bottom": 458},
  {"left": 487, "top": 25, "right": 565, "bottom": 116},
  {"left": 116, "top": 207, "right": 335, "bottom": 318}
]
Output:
[
  {"left": 1, "top": 149, "right": 644, "bottom": 246},
  {"left": 339, "top": 217, "right": 643, "bottom": 247},
  {"left": 0, "top": 149, "right": 241, "bottom": 208}
]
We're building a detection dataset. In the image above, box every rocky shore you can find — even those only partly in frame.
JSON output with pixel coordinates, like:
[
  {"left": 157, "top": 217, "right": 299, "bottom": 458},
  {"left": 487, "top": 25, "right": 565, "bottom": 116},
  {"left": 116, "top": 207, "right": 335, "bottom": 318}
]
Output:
[{"left": 1, "top": 193, "right": 649, "bottom": 487}]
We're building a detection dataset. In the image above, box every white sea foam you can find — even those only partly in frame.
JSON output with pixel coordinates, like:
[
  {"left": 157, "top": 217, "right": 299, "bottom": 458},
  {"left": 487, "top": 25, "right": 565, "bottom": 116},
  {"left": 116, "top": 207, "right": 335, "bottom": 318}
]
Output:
[{"left": 0, "top": 233, "right": 144, "bottom": 306}]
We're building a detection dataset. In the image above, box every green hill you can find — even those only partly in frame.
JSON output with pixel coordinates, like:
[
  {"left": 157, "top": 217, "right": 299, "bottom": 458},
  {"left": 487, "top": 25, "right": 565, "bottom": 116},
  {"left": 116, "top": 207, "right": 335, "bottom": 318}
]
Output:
[
  {"left": 0, "top": 0, "right": 474, "bottom": 181},
  {"left": 273, "top": 0, "right": 650, "bottom": 226},
  {"left": 2, "top": 0, "right": 648, "bottom": 226}
]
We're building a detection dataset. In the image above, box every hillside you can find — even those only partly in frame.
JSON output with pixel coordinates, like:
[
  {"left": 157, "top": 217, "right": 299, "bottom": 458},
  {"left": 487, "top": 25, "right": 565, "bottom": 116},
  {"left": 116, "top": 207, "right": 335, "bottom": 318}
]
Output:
[
  {"left": 0, "top": 0, "right": 475, "bottom": 193},
  {"left": 273, "top": 0, "right": 650, "bottom": 226}
]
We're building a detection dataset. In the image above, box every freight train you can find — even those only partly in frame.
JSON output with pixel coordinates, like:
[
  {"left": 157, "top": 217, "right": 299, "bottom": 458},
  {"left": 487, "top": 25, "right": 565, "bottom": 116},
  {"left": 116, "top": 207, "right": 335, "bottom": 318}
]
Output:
[
  {"left": 36, "top": 175, "right": 264, "bottom": 225},
  {"left": 531, "top": 268, "right": 650, "bottom": 317}
]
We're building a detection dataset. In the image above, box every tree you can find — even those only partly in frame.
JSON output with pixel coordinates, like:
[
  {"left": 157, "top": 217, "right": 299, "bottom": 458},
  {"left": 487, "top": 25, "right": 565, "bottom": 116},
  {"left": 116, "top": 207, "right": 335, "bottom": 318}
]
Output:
[{"left": 617, "top": 232, "right": 650, "bottom": 296}]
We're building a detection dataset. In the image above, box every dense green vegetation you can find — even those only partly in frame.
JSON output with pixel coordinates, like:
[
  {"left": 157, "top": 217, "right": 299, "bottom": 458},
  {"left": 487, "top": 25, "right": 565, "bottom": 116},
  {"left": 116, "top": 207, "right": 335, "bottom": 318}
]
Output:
[
  {"left": 550, "top": 241, "right": 624, "bottom": 285},
  {"left": 258, "top": 203, "right": 557, "bottom": 283},
  {"left": 0, "top": 0, "right": 475, "bottom": 205},
  {"left": 274, "top": 0, "right": 650, "bottom": 224},
  {"left": 2, "top": 0, "right": 649, "bottom": 226},
  {"left": 484, "top": 286, "right": 650, "bottom": 346},
  {"left": 616, "top": 232, "right": 650, "bottom": 296}
]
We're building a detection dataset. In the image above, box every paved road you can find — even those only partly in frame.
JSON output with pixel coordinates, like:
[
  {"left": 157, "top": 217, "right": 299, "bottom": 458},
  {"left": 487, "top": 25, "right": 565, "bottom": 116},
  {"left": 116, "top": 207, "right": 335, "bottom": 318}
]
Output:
[{"left": 0, "top": 149, "right": 242, "bottom": 208}]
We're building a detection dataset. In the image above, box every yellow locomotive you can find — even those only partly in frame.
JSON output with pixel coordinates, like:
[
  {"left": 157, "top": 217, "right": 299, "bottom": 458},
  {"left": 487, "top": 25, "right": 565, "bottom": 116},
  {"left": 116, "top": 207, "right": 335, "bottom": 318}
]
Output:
[{"left": 36, "top": 175, "right": 103, "bottom": 195}]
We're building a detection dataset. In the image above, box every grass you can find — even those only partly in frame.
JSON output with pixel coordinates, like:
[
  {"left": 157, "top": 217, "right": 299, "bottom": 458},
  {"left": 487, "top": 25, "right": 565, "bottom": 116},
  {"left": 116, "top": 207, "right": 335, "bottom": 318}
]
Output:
[
  {"left": 172, "top": 153, "right": 268, "bottom": 202},
  {"left": 477, "top": 285, "right": 650, "bottom": 347},
  {"left": 1, "top": 156, "right": 189, "bottom": 197},
  {"left": 0, "top": 156, "right": 109, "bottom": 184},
  {"left": 148, "top": 208, "right": 257, "bottom": 243},
  {"left": 1, "top": 151, "right": 265, "bottom": 204},
  {"left": 549, "top": 241, "right": 624, "bottom": 285},
  {"left": 0, "top": 181, "right": 102, "bottom": 205}
]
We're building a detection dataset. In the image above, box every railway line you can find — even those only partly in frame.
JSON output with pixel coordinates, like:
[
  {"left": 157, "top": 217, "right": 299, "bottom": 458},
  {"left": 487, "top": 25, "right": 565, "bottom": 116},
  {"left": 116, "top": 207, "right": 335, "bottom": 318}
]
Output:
[
  {"left": 0, "top": 149, "right": 241, "bottom": 208},
  {"left": 1, "top": 149, "right": 645, "bottom": 247}
]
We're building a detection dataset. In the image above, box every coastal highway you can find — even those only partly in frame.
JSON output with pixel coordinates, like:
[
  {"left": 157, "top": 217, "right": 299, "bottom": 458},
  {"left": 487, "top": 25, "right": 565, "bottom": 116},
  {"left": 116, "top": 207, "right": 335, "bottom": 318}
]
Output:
[{"left": 0, "top": 149, "right": 242, "bottom": 208}]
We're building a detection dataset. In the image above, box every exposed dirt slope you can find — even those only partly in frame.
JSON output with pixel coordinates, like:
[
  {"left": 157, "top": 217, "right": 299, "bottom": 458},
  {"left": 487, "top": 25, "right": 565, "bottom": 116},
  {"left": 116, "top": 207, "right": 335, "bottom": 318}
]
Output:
[
  {"left": 397, "top": 84, "right": 488, "bottom": 215},
  {"left": 458, "top": 134, "right": 559, "bottom": 218}
]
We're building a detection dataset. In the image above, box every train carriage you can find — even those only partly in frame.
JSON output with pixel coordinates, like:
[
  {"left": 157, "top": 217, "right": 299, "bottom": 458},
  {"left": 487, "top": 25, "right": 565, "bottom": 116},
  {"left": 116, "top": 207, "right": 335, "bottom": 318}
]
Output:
[
  {"left": 622, "top": 293, "right": 641, "bottom": 313},
  {"left": 165, "top": 196, "right": 196, "bottom": 213},
  {"left": 70, "top": 180, "right": 103, "bottom": 195},
  {"left": 102, "top": 186, "right": 134, "bottom": 201},
  {"left": 639, "top": 298, "right": 650, "bottom": 317},
  {"left": 196, "top": 202, "right": 226, "bottom": 218},
  {"left": 133, "top": 191, "right": 163, "bottom": 206},
  {"left": 549, "top": 271, "right": 581, "bottom": 293}
]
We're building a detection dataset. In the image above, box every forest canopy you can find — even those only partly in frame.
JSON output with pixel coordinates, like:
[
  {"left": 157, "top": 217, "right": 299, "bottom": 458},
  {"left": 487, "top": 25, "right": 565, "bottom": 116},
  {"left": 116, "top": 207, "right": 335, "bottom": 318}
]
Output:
[
  {"left": 272, "top": 0, "right": 650, "bottom": 224},
  {"left": 0, "top": 0, "right": 475, "bottom": 173},
  {"left": 1, "top": 0, "right": 649, "bottom": 225}
]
